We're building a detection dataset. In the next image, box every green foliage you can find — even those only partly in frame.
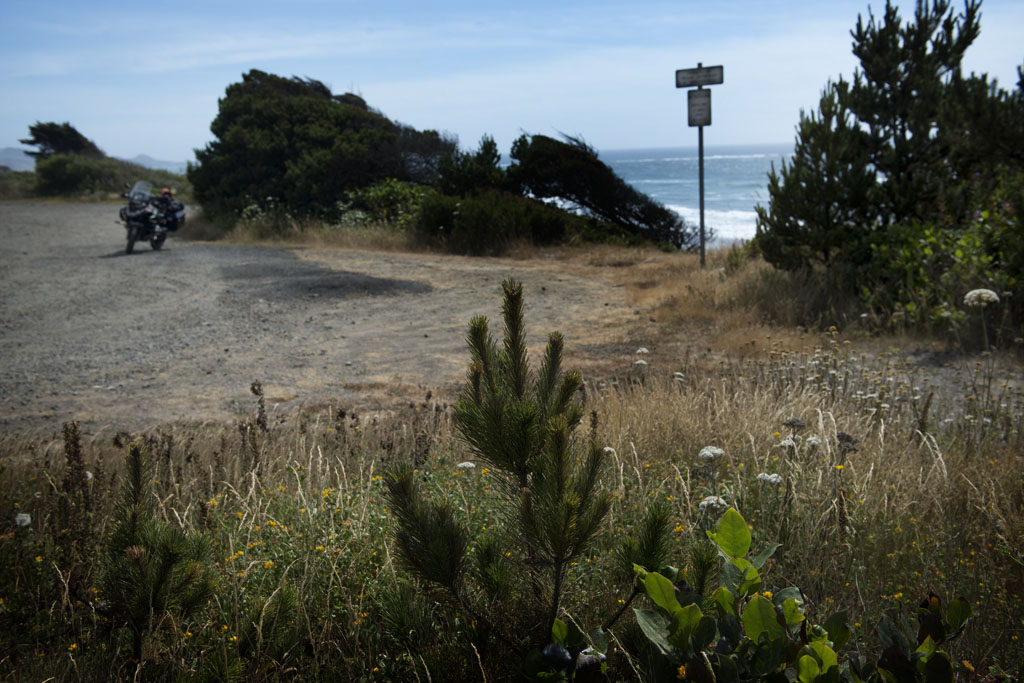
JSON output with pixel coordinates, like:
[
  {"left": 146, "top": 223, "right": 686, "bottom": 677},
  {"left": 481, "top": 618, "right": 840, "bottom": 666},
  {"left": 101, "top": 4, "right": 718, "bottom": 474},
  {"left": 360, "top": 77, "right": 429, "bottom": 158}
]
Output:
[
  {"left": 99, "top": 443, "right": 216, "bottom": 667},
  {"left": 754, "top": 80, "right": 877, "bottom": 271},
  {"left": 631, "top": 507, "right": 973, "bottom": 682},
  {"left": 437, "top": 134, "right": 507, "bottom": 197},
  {"left": 384, "top": 279, "right": 617, "bottom": 673},
  {"left": 509, "top": 133, "right": 699, "bottom": 249},
  {"left": 188, "top": 69, "right": 455, "bottom": 222},
  {"left": 32, "top": 153, "right": 190, "bottom": 199},
  {"left": 20, "top": 121, "right": 103, "bottom": 159},
  {"left": 347, "top": 177, "right": 432, "bottom": 228},
  {"left": 413, "top": 189, "right": 631, "bottom": 255},
  {"left": 755, "top": 0, "right": 1024, "bottom": 340}
]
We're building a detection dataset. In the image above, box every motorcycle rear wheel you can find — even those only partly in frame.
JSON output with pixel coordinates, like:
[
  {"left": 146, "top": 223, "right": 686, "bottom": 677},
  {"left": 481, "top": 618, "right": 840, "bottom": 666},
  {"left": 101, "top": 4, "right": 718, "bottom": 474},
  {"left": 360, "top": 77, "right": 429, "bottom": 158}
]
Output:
[
  {"left": 125, "top": 226, "right": 137, "bottom": 254},
  {"left": 150, "top": 233, "right": 166, "bottom": 250}
]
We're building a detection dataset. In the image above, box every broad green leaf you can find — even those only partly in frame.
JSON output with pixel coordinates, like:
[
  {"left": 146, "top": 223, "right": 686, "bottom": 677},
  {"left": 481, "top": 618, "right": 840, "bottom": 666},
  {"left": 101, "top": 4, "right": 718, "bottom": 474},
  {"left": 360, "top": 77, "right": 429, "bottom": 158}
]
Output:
[
  {"left": 781, "top": 598, "right": 805, "bottom": 626},
  {"left": 634, "top": 609, "right": 673, "bottom": 655},
  {"left": 945, "top": 598, "right": 972, "bottom": 630},
  {"left": 588, "top": 626, "right": 609, "bottom": 654},
  {"left": 644, "top": 571, "right": 681, "bottom": 614},
  {"left": 693, "top": 615, "right": 718, "bottom": 651},
  {"left": 824, "top": 611, "right": 850, "bottom": 650},
  {"left": 667, "top": 603, "right": 703, "bottom": 648},
  {"left": 916, "top": 635, "right": 937, "bottom": 658},
  {"left": 742, "top": 594, "right": 784, "bottom": 643},
  {"left": 798, "top": 654, "right": 821, "bottom": 683},
  {"left": 731, "top": 557, "right": 761, "bottom": 596},
  {"left": 808, "top": 641, "right": 839, "bottom": 671},
  {"left": 707, "top": 508, "right": 751, "bottom": 559},
  {"left": 750, "top": 542, "right": 781, "bottom": 569},
  {"left": 632, "top": 563, "right": 649, "bottom": 582},
  {"left": 551, "top": 617, "right": 568, "bottom": 645},
  {"left": 712, "top": 586, "right": 737, "bottom": 617}
]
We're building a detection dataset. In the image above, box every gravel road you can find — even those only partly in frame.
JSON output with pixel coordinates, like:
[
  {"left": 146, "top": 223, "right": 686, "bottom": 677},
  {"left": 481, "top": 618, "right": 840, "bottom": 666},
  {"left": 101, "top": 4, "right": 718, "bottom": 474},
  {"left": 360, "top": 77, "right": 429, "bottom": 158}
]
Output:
[{"left": 0, "top": 201, "right": 641, "bottom": 433}]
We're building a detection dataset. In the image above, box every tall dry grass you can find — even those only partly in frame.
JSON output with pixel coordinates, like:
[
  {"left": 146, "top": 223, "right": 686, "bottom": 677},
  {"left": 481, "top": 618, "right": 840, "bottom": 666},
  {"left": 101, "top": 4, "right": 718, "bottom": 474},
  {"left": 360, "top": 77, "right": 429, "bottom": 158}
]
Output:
[{"left": 2, "top": 243, "right": 1023, "bottom": 679}]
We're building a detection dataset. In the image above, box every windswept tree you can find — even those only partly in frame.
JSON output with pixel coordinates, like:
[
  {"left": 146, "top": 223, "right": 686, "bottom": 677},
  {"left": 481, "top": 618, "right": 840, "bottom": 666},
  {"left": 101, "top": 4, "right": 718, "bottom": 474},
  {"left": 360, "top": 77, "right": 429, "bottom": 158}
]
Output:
[
  {"left": 508, "top": 134, "right": 700, "bottom": 249},
  {"left": 188, "top": 69, "right": 455, "bottom": 221},
  {"left": 20, "top": 121, "right": 103, "bottom": 159}
]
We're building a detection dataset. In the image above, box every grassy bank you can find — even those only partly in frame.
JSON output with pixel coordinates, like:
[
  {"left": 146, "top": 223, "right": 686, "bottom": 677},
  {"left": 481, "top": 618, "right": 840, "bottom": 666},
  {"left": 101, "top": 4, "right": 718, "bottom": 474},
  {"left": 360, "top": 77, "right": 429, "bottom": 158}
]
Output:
[{"left": 1, "top": 299, "right": 1021, "bottom": 679}]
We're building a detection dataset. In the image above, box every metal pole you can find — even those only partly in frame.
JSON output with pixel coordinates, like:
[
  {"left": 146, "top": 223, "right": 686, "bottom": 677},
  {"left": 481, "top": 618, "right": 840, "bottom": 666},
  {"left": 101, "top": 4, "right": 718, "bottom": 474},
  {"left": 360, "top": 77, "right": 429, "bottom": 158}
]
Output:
[{"left": 698, "top": 104, "right": 706, "bottom": 268}]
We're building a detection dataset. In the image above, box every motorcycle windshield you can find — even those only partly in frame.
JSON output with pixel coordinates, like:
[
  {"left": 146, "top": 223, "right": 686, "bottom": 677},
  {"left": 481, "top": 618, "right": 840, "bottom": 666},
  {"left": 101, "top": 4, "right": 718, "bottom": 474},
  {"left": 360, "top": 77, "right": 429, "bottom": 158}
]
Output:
[{"left": 129, "top": 180, "right": 153, "bottom": 202}]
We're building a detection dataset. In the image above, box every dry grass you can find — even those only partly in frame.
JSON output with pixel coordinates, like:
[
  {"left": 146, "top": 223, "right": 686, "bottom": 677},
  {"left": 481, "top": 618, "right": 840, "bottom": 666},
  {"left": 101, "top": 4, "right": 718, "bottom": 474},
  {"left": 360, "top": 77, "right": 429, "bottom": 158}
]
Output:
[{"left": 3, "top": 239, "right": 1023, "bottom": 679}]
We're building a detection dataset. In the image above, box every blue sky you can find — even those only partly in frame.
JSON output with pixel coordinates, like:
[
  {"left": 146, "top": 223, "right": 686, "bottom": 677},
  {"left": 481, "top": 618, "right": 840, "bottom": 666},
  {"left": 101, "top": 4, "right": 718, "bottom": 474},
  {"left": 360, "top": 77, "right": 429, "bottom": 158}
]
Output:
[{"left": 1, "top": 0, "right": 1021, "bottom": 162}]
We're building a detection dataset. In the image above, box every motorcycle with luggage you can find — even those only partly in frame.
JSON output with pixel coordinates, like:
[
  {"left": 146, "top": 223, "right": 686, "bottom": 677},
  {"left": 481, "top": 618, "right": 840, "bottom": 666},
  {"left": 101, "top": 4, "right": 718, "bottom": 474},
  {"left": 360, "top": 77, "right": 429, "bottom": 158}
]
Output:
[{"left": 118, "top": 180, "right": 185, "bottom": 254}]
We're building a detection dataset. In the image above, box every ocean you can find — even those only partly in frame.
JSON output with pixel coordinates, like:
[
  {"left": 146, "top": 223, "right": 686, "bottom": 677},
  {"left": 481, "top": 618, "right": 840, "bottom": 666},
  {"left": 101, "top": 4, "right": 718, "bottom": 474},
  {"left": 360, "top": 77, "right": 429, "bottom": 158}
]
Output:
[{"left": 600, "top": 143, "right": 793, "bottom": 244}]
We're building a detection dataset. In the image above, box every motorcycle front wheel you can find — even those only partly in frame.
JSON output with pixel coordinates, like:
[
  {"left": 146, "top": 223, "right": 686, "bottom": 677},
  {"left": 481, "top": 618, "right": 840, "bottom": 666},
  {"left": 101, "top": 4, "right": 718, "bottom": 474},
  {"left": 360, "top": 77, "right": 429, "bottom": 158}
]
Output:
[
  {"left": 125, "top": 226, "right": 137, "bottom": 254},
  {"left": 150, "top": 233, "right": 165, "bottom": 250}
]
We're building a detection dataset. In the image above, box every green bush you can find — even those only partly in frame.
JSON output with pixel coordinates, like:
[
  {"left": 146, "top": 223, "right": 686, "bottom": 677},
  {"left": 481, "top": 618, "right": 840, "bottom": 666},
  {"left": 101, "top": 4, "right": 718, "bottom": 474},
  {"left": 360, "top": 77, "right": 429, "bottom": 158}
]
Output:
[{"left": 32, "top": 153, "right": 191, "bottom": 200}]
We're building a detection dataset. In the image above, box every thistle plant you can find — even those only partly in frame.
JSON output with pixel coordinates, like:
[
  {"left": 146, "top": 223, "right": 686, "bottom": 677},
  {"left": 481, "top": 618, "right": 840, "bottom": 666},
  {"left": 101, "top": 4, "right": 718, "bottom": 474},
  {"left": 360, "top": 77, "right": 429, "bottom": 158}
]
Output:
[{"left": 385, "top": 279, "right": 619, "bottom": 660}]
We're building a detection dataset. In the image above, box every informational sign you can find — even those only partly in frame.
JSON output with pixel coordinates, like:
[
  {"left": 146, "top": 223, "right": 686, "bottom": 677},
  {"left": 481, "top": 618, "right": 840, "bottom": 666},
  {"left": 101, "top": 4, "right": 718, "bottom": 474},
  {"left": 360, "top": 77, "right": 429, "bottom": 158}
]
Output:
[
  {"left": 688, "top": 89, "right": 711, "bottom": 127},
  {"left": 675, "top": 65, "right": 724, "bottom": 88},
  {"left": 674, "top": 62, "right": 724, "bottom": 268}
]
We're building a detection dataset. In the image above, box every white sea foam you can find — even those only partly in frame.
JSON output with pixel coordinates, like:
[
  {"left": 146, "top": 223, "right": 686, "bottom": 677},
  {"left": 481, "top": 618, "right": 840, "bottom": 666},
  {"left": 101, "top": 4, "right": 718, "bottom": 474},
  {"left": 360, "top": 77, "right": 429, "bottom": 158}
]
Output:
[{"left": 667, "top": 204, "right": 758, "bottom": 242}]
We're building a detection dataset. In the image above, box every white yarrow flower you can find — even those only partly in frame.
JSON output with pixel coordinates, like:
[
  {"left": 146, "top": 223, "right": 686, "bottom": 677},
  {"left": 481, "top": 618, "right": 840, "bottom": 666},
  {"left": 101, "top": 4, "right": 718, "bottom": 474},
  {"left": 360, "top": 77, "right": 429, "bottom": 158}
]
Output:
[
  {"left": 964, "top": 289, "right": 1000, "bottom": 307},
  {"left": 85, "top": 471, "right": 94, "bottom": 482},
  {"left": 698, "top": 446, "right": 724, "bottom": 461},
  {"left": 635, "top": 347, "right": 649, "bottom": 354},
  {"left": 757, "top": 473, "right": 784, "bottom": 486},
  {"left": 603, "top": 446, "right": 616, "bottom": 454},
  {"left": 806, "top": 436, "right": 821, "bottom": 448},
  {"left": 698, "top": 496, "right": 727, "bottom": 512},
  {"left": 456, "top": 461, "right": 476, "bottom": 470},
  {"left": 634, "top": 359, "right": 648, "bottom": 366},
  {"left": 779, "top": 437, "right": 796, "bottom": 449},
  {"left": 15, "top": 512, "right": 31, "bottom": 527}
]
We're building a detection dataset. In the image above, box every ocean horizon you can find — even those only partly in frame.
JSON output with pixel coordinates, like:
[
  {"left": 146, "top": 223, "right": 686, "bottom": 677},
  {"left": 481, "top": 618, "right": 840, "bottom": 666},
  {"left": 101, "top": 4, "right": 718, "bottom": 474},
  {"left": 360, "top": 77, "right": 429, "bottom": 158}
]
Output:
[{"left": 600, "top": 142, "right": 793, "bottom": 244}]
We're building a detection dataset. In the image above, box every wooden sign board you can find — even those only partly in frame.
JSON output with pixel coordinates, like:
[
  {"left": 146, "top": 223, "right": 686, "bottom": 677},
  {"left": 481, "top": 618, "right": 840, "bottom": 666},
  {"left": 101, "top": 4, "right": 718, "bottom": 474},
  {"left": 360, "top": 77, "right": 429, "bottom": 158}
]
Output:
[
  {"left": 675, "top": 65, "right": 724, "bottom": 88},
  {"left": 688, "top": 89, "right": 711, "bottom": 127}
]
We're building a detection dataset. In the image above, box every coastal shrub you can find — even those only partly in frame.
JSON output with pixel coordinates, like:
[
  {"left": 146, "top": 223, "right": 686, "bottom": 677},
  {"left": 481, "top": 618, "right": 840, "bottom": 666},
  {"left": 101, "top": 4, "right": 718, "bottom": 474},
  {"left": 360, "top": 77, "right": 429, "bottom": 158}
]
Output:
[
  {"left": 346, "top": 178, "right": 432, "bottom": 229},
  {"left": 755, "top": 0, "right": 1024, "bottom": 341},
  {"left": 631, "top": 507, "right": 972, "bottom": 682}
]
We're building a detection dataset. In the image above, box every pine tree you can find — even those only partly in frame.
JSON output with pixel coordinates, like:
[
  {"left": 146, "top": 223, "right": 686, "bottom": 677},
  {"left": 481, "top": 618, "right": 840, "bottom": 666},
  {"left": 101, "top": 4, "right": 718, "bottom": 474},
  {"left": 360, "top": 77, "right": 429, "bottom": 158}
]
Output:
[
  {"left": 755, "top": 80, "right": 877, "bottom": 271},
  {"left": 99, "top": 443, "right": 215, "bottom": 668},
  {"left": 385, "top": 280, "right": 619, "bottom": 652}
]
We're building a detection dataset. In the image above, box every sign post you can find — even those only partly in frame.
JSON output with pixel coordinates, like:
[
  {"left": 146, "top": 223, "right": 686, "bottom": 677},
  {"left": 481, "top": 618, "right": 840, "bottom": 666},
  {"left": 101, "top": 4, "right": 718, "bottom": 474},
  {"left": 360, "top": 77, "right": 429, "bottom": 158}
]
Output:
[{"left": 675, "top": 63, "right": 723, "bottom": 267}]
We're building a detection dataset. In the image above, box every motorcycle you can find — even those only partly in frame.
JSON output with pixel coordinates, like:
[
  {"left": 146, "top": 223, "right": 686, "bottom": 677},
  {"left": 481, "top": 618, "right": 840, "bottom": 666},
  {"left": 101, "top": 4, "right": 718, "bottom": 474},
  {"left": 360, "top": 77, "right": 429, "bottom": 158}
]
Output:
[{"left": 118, "top": 180, "right": 185, "bottom": 254}]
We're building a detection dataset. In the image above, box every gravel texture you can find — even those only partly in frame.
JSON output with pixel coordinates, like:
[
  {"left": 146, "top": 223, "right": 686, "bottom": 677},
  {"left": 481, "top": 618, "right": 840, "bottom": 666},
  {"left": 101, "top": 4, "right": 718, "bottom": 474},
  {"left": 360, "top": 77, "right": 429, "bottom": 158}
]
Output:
[{"left": 0, "top": 201, "right": 640, "bottom": 433}]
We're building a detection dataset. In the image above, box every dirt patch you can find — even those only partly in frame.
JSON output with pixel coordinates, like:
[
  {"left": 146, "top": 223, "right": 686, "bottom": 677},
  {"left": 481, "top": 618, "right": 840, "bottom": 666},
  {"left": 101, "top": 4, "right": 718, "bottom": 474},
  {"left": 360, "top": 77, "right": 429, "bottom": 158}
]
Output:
[{"left": 0, "top": 201, "right": 663, "bottom": 434}]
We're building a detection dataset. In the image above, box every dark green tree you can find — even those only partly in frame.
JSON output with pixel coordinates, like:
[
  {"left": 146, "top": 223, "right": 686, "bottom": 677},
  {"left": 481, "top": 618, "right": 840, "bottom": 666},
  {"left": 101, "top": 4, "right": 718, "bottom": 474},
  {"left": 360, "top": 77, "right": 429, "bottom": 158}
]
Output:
[
  {"left": 99, "top": 443, "right": 215, "bottom": 669},
  {"left": 756, "top": 1, "right": 1022, "bottom": 273},
  {"left": 437, "top": 134, "right": 506, "bottom": 197},
  {"left": 508, "top": 134, "right": 700, "bottom": 249},
  {"left": 188, "top": 69, "right": 455, "bottom": 221},
  {"left": 846, "top": 0, "right": 981, "bottom": 226},
  {"left": 755, "top": 80, "right": 877, "bottom": 271},
  {"left": 20, "top": 121, "right": 103, "bottom": 159}
]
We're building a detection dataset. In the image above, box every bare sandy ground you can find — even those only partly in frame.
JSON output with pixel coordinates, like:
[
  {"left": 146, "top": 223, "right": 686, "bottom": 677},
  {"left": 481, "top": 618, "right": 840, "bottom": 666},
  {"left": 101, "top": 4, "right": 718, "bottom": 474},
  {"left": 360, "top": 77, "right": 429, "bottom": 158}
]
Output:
[{"left": 0, "top": 201, "right": 655, "bottom": 433}]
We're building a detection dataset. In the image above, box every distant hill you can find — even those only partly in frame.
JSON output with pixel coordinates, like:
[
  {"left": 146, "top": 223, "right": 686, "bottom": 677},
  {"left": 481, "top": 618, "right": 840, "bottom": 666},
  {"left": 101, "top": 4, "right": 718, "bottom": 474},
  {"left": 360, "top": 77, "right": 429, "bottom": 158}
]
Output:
[
  {"left": 0, "top": 147, "right": 35, "bottom": 172},
  {"left": 120, "top": 154, "right": 188, "bottom": 174}
]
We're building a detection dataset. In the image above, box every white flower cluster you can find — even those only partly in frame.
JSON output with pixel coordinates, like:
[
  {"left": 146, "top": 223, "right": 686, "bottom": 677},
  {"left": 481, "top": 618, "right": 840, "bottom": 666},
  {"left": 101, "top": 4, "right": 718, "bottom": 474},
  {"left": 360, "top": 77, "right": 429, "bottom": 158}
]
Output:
[
  {"left": 698, "top": 446, "right": 724, "bottom": 461},
  {"left": 15, "top": 512, "right": 31, "bottom": 527},
  {"left": 964, "top": 288, "right": 1000, "bottom": 308},
  {"left": 757, "top": 473, "right": 784, "bottom": 486},
  {"left": 456, "top": 461, "right": 476, "bottom": 470},
  {"left": 698, "top": 495, "right": 727, "bottom": 512}
]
